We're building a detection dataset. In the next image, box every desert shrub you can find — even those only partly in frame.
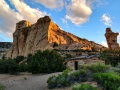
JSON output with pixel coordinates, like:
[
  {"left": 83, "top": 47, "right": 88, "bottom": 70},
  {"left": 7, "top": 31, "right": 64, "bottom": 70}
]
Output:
[
  {"left": 0, "top": 83, "right": 5, "bottom": 90},
  {"left": 101, "top": 50, "right": 120, "bottom": 67},
  {"left": 19, "top": 63, "right": 28, "bottom": 72},
  {"left": 27, "top": 54, "right": 32, "bottom": 64},
  {"left": 28, "top": 49, "right": 66, "bottom": 74},
  {"left": 47, "top": 75, "right": 57, "bottom": 89},
  {"left": 69, "top": 69, "right": 87, "bottom": 82},
  {"left": 47, "top": 69, "right": 71, "bottom": 89},
  {"left": 23, "top": 77, "right": 27, "bottom": 80},
  {"left": 14, "top": 56, "right": 24, "bottom": 64},
  {"left": 28, "top": 57, "right": 40, "bottom": 74},
  {"left": 0, "top": 59, "right": 19, "bottom": 74},
  {"left": 88, "top": 63, "right": 108, "bottom": 73},
  {"left": 1, "top": 55, "right": 6, "bottom": 61},
  {"left": 72, "top": 83, "right": 97, "bottom": 90},
  {"left": 47, "top": 69, "right": 88, "bottom": 89},
  {"left": 56, "top": 74, "right": 70, "bottom": 88},
  {"left": 118, "top": 87, "right": 120, "bottom": 90},
  {"left": 78, "top": 65, "right": 88, "bottom": 70},
  {"left": 93, "top": 72, "right": 120, "bottom": 90}
]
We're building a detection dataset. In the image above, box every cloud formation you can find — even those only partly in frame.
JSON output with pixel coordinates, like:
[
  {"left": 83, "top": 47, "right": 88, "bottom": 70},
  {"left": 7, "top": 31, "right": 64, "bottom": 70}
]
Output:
[
  {"left": 35, "top": 0, "right": 64, "bottom": 9},
  {"left": 65, "top": 0, "right": 92, "bottom": 25},
  {"left": 101, "top": 13, "right": 112, "bottom": 26},
  {"left": 10, "top": 0, "right": 47, "bottom": 23},
  {"left": 0, "top": 0, "right": 47, "bottom": 39},
  {"left": 61, "top": 18, "right": 67, "bottom": 24},
  {"left": 101, "top": 41, "right": 108, "bottom": 47}
]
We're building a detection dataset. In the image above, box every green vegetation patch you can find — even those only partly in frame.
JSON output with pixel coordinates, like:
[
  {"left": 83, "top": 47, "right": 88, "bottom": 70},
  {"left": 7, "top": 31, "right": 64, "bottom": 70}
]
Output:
[
  {"left": 88, "top": 63, "right": 108, "bottom": 73},
  {"left": 101, "top": 50, "right": 120, "bottom": 67},
  {"left": 0, "top": 49, "right": 66, "bottom": 74},
  {"left": 93, "top": 72, "right": 120, "bottom": 90},
  {"left": 28, "top": 50, "right": 66, "bottom": 74},
  {"left": 72, "top": 83, "right": 97, "bottom": 90},
  {"left": 47, "top": 69, "right": 87, "bottom": 89},
  {"left": 0, "top": 59, "right": 19, "bottom": 74},
  {"left": 0, "top": 83, "right": 5, "bottom": 90}
]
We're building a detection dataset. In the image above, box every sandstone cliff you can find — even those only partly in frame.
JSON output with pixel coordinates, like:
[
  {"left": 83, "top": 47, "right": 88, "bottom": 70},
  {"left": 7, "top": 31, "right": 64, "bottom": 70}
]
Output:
[{"left": 6, "top": 16, "right": 106, "bottom": 58}]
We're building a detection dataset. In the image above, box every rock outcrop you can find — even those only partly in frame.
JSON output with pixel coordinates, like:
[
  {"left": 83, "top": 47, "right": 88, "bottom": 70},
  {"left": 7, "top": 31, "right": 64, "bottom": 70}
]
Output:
[
  {"left": 105, "top": 28, "right": 119, "bottom": 49},
  {"left": 6, "top": 16, "right": 106, "bottom": 58}
]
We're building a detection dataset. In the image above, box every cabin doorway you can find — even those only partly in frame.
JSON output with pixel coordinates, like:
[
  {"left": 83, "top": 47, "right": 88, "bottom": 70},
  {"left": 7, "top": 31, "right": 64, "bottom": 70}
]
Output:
[{"left": 75, "top": 61, "right": 78, "bottom": 70}]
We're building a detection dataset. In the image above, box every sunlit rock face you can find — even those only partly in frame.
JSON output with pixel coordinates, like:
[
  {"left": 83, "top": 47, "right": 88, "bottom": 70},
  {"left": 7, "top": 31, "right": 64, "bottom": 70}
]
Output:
[
  {"left": 105, "top": 28, "right": 119, "bottom": 50},
  {"left": 6, "top": 16, "right": 105, "bottom": 58}
]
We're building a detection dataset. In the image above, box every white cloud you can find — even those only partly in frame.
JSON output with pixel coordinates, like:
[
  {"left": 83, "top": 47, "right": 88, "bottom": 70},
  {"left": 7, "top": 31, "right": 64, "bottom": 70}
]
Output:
[
  {"left": 10, "top": 0, "right": 47, "bottom": 23},
  {"left": 101, "top": 13, "right": 112, "bottom": 26},
  {"left": 35, "top": 0, "right": 64, "bottom": 9},
  {"left": 0, "top": 0, "right": 23, "bottom": 38},
  {"left": 65, "top": 0, "right": 92, "bottom": 25},
  {"left": 0, "top": 0, "right": 47, "bottom": 39},
  {"left": 87, "top": 0, "right": 108, "bottom": 8},
  {"left": 101, "top": 41, "right": 108, "bottom": 47},
  {"left": 61, "top": 18, "right": 67, "bottom": 24}
]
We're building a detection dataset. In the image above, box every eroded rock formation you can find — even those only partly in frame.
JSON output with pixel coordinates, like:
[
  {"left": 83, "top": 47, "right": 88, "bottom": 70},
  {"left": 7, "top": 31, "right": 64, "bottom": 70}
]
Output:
[
  {"left": 105, "top": 28, "right": 119, "bottom": 49},
  {"left": 6, "top": 16, "right": 106, "bottom": 58}
]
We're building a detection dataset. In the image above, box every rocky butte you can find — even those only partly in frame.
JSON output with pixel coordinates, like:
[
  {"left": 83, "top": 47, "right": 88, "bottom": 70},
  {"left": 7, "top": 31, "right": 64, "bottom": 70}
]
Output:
[
  {"left": 105, "top": 27, "right": 119, "bottom": 50},
  {"left": 6, "top": 16, "right": 106, "bottom": 59}
]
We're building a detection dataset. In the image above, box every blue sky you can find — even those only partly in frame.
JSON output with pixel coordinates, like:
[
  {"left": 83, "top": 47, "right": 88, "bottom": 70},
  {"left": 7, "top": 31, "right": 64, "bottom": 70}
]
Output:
[{"left": 0, "top": 0, "right": 120, "bottom": 47}]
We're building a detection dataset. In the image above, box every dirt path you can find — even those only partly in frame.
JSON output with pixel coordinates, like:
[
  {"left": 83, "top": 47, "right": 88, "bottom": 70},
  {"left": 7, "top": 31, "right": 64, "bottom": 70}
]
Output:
[{"left": 0, "top": 72, "right": 61, "bottom": 90}]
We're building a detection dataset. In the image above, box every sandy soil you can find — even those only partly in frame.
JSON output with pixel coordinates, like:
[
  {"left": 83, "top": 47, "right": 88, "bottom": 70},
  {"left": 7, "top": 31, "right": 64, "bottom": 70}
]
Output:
[{"left": 0, "top": 72, "right": 61, "bottom": 90}]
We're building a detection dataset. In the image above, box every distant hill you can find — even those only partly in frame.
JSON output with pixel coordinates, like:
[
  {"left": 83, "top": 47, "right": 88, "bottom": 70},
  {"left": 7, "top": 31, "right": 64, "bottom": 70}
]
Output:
[
  {"left": 0, "top": 42, "right": 12, "bottom": 59},
  {"left": 0, "top": 42, "right": 12, "bottom": 52}
]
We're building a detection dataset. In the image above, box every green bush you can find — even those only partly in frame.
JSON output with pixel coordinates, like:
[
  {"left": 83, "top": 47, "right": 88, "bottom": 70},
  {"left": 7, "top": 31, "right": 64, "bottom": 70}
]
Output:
[
  {"left": 118, "top": 87, "right": 120, "bottom": 90},
  {"left": 78, "top": 65, "right": 88, "bottom": 70},
  {"left": 19, "top": 63, "right": 28, "bottom": 72},
  {"left": 28, "top": 57, "right": 40, "bottom": 74},
  {"left": 0, "top": 59, "right": 19, "bottom": 74},
  {"left": 47, "top": 75, "right": 57, "bottom": 89},
  {"left": 69, "top": 70, "right": 87, "bottom": 82},
  {"left": 0, "top": 83, "right": 5, "bottom": 90},
  {"left": 23, "top": 77, "right": 27, "bottom": 80},
  {"left": 93, "top": 72, "right": 120, "bottom": 90},
  {"left": 47, "top": 69, "right": 87, "bottom": 89},
  {"left": 101, "top": 51, "right": 120, "bottom": 67},
  {"left": 28, "top": 50, "right": 66, "bottom": 74},
  {"left": 72, "top": 83, "right": 97, "bottom": 90},
  {"left": 14, "top": 56, "right": 24, "bottom": 64},
  {"left": 47, "top": 69, "right": 72, "bottom": 89},
  {"left": 88, "top": 63, "right": 108, "bottom": 73}
]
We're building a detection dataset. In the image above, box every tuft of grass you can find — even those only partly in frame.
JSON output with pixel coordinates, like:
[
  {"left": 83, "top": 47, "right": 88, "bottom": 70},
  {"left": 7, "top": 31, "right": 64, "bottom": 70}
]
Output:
[
  {"left": 23, "top": 77, "right": 27, "bottom": 80},
  {"left": 0, "top": 83, "right": 5, "bottom": 90}
]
